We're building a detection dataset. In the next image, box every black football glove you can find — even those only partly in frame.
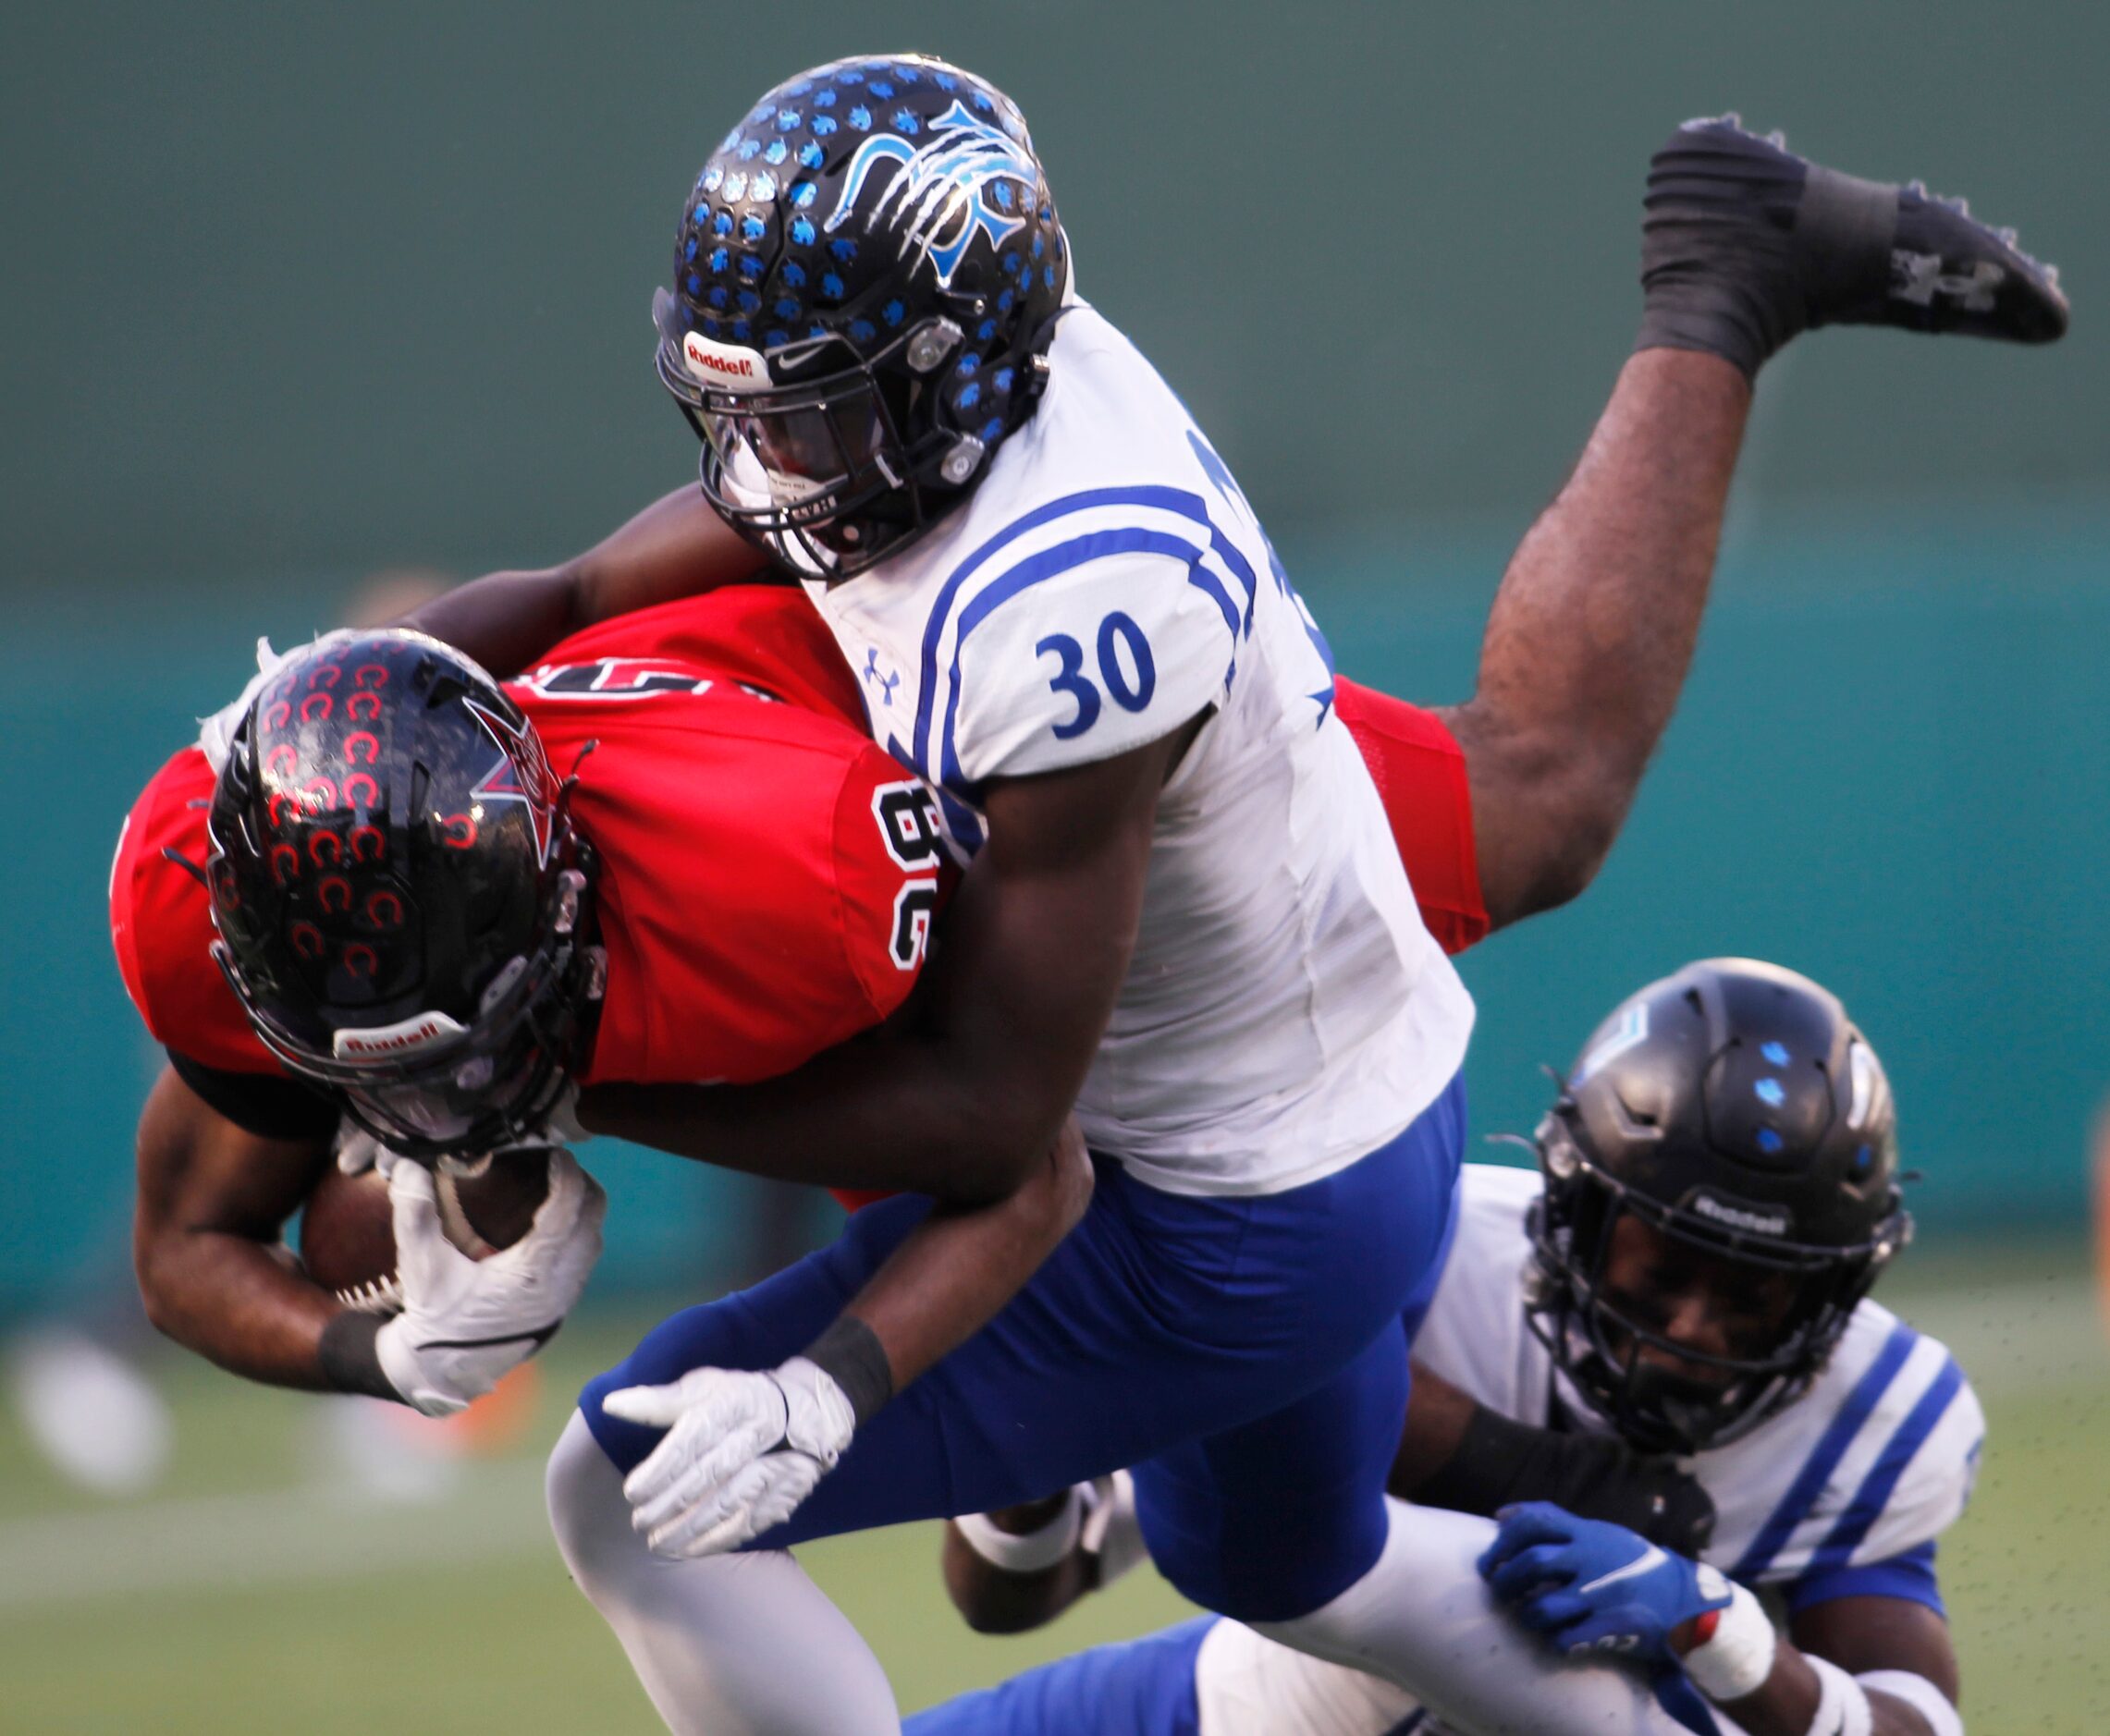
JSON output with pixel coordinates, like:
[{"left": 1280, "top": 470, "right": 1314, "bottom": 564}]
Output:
[
  {"left": 1636, "top": 114, "right": 2068, "bottom": 378},
  {"left": 1416, "top": 1402, "right": 1717, "bottom": 1558}
]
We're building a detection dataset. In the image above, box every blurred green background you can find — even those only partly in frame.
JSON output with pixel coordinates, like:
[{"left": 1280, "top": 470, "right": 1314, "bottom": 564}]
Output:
[{"left": 4, "top": 1, "right": 2107, "bottom": 1727}]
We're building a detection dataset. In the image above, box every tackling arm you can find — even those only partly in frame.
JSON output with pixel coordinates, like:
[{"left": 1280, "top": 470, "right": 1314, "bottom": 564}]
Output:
[
  {"left": 581, "top": 718, "right": 1196, "bottom": 1204},
  {"left": 835, "top": 1118, "right": 1095, "bottom": 1402},
  {"left": 584, "top": 727, "right": 1189, "bottom": 1560},
  {"left": 938, "top": 1358, "right": 1715, "bottom": 1642},
  {"left": 399, "top": 483, "right": 768, "bottom": 678},
  {"left": 131, "top": 1065, "right": 342, "bottom": 1388}
]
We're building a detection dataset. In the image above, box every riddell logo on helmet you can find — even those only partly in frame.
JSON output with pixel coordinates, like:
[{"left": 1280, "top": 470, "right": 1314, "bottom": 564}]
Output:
[
  {"left": 1689, "top": 1192, "right": 1791, "bottom": 1238},
  {"left": 332, "top": 1010, "right": 468, "bottom": 1063},
  {"left": 682, "top": 332, "right": 773, "bottom": 391}
]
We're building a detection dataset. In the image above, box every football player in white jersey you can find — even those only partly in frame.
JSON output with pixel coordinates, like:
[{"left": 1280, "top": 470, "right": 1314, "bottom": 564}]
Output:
[
  {"left": 921, "top": 960, "right": 1976, "bottom": 1736},
  {"left": 309, "top": 55, "right": 2057, "bottom": 1733}
]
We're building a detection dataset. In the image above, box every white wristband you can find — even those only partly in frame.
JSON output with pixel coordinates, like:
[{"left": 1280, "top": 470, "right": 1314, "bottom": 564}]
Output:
[
  {"left": 1857, "top": 1669, "right": 1962, "bottom": 1736},
  {"left": 953, "top": 1487, "right": 1085, "bottom": 1574},
  {"left": 1079, "top": 1470, "right": 1147, "bottom": 1587},
  {"left": 1682, "top": 1582, "right": 1778, "bottom": 1704},
  {"left": 1805, "top": 1655, "right": 1873, "bottom": 1736}
]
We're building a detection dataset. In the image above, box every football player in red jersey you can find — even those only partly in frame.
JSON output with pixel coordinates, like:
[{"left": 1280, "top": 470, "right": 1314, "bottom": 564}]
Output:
[
  {"left": 118, "top": 589, "right": 1052, "bottom": 1415},
  {"left": 117, "top": 584, "right": 1489, "bottom": 1417}
]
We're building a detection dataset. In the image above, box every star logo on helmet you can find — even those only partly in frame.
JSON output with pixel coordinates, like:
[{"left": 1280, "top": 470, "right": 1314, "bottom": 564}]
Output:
[
  {"left": 826, "top": 100, "right": 1035, "bottom": 288},
  {"left": 464, "top": 698, "right": 557, "bottom": 867}
]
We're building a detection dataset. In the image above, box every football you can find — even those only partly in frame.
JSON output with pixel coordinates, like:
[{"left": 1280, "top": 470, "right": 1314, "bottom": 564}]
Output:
[{"left": 299, "top": 1147, "right": 556, "bottom": 1313}]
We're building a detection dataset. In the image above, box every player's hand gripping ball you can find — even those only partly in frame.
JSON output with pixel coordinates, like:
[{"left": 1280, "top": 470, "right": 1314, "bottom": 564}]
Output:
[
  {"left": 301, "top": 1140, "right": 557, "bottom": 1313},
  {"left": 305, "top": 1143, "right": 607, "bottom": 1417},
  {"left": 602, "top": 1357, "right": 858, "bottom": 1558}
]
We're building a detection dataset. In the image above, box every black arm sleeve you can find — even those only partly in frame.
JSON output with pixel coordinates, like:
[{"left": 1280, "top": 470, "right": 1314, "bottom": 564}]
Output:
[
  {"left": 1417, "top": 1402, "right": 1718, "bottom": 1557},
  {"left": 165, "top": 1048, "right": 340, "bottom": 1143}
]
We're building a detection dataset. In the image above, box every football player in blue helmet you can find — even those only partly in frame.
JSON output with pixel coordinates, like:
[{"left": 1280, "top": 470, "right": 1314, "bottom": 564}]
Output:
[{"left": 651, "top": 56, "right": 1066, "bottom": 578}]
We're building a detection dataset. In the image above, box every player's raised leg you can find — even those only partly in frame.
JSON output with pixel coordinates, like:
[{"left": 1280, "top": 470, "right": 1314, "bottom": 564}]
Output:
[{"left": 1446, "top": 117, "right": 2066, "bottom": 931}]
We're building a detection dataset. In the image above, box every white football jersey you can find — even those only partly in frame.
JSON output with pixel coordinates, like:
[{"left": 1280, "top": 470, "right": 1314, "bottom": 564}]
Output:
[
  {"left": 1187, "top": 1163, "right": 1985, "bottom": 1736},
  {"left": 804, "top": 300, "right": 1473, "bottom": 1195},
  {"left": 1414, "top": 1165, "right": 1984, "bottom": 1589}
]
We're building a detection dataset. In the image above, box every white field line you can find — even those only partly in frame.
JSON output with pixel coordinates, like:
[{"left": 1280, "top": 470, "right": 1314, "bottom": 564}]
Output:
[{"left": 0, "top": 1459, "right": 552, "bottom": 1613}]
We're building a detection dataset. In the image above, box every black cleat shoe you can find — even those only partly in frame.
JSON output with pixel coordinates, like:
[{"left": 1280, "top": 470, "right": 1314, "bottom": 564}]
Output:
[{"left": 1636, "top": 115, "right": 2068, "bottom": 377}]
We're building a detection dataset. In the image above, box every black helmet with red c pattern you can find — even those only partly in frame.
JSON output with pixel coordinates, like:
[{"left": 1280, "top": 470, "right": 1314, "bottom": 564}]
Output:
[{"left": 206, "top": 630, "right": 600, "bottom": 1156}]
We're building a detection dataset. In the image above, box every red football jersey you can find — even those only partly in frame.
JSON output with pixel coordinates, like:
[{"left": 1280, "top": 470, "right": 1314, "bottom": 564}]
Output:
[
  {"left": 1333, "top": 677, "right": 1489, "bottom": 957},
  {"left": 112, "top": 588, "right": 945, "bottom": 1094},
  {"left": 110, "top": 588, "right": 1487, "bottom": 1215}
]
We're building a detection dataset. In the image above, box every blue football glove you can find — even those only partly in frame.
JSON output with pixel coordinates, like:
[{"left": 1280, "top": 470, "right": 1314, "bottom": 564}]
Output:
[{"left": 1478, "top": 1501, "right": 1732, "bottom": 1666}]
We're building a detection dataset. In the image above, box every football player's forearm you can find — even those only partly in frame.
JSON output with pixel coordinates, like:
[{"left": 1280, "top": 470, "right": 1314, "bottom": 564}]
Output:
[
  {"left": 1440, "top": 348, "right": 1750, "bottom": 927},
  {"left": 135, "top": 1228, "right": 340, "bottom": 1390},
  {"left": 1388, "top": 1359, "right": 1480, "bottom": 1497},
  {"left": 583, "top": 1010, "right": 1086, "bottom": 1202},
  {"left": 1702, "top": 1640, "right": 1943, "bottom": 1736},
  {"left": 583, "top": 736, "right": 1173, "bottom": 1201},
  {"left": 400, "top": 484, "right": 769, "bottom": 676},
  {"left": 840, "top": 1119, "right": 1093, "bottom": 1394},
  {"left": 1682, "top": 1592, "right": 1958, "bottom": 1736},
  {"left": 132, "top": 1069, "right": 343, "bottom": 1390},
  {"left": 399, "top": 568, "right": 585, "bottom": 679}
]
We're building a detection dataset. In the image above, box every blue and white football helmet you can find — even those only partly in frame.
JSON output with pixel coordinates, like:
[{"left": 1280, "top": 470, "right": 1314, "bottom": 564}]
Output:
[{"left": 654, "top": 55, "right": 1070, "bottom": 577}]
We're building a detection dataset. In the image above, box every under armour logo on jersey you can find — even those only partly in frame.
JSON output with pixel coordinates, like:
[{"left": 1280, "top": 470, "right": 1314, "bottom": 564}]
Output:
[
  {"left": 826, "top": 101, "right": 1034, "bottom": 288},
  {"left": 861, "top": 646, "right": 902, "bottom": 707}
]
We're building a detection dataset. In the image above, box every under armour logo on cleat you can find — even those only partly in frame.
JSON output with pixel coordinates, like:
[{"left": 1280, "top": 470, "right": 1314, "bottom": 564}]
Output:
[{"left": 1891, "top": 251, "right": 2004, "bottom": 312}]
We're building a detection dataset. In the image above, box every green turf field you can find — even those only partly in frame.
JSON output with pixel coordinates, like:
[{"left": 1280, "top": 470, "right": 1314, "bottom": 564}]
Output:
[{"left": 3, "top": 1243, "right": 2105, "bottom": 1732}]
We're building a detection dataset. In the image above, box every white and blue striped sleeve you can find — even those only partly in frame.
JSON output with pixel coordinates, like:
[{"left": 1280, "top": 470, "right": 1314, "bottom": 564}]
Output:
[
  {"left": 1739, "top": 1324, "right": 1985, "bottom": 1592},
  {"left": 1823, "top": 1352, "right": 1984, "bottom": 1571},
  {"left": 923, "top": 494, "right": 1245, "bottom": 785}
]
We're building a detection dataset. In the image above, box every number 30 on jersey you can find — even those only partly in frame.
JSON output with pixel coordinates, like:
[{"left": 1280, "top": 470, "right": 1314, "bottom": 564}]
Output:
[{"left": 1037, "top": 612, "right": 1158, "bottom": 740}]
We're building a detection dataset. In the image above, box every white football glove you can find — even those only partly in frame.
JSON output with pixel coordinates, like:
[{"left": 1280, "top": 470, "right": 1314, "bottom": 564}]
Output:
[
  {"left": 334, "top": 1122, "right": 404, "bottom": 1179},
  {"left": 374, "top": 1148, "right": 606, "bottom": 1417},
  {"left": 198, "top": 631, "right": 363, "bottom": 773},
  {"left": 600, "top": 1358, "right": 857, "bottom": 1558}
]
